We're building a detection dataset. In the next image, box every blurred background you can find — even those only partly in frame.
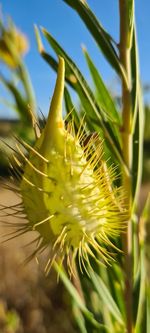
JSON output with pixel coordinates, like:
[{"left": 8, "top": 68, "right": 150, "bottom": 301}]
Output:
[{"left": 0, "top": 0, "right": 150, "bottom": 332}]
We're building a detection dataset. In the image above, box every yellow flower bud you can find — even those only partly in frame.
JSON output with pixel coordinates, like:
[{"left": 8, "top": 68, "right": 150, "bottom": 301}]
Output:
[
  {"left": 0, "top": 23, "right": 29, "bottom": 68},
  {"left": 11, "top": 57, "right": 127, "bottom": 274}
]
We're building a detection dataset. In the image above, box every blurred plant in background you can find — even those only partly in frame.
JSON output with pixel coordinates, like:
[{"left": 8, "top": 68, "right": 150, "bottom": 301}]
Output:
[
  {"left": 0, "top": 18, "right": 28, "bottom": 68},
  {"left": 0, "top": 1, "right": 150, "bottom": 333},
  {"left": 0, "top": 14, "right": 36, "bottom": 174},
  {"left": 0, "top": 301, "right": 20, "bottom": 333},
  {"left": 0, "top": 14, "right": 36, "bottom": 121}
]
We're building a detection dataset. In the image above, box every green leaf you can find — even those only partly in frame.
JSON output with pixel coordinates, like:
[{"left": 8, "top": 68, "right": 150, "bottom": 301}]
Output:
[
  {"left": 131, "top": 27, "right": 139, "bottom": 129},
  {"left": 54, "top": 263, "right": 106, "bottom": 330},
  {"left": 64, "top": 87, "right": 81, "bottom": 129},
  {"left": 127, "top": 0, "right": 134, "bottom": 48},
  {"left": 134, "top": 194, "right": 150, "bottom": 332},
  {"left": 134, "top": 248, "right": 146, "bottom": 332},
  {"left": 89, "top": 270, "right": 125, "bottom": 327},
  {"left": 132, "top": 87, "right": 144, "bottom": 212},
  {"left": 37, "top": 27, "right": 128, "bottom": 172},
  {"left": 106, "top": 265, "right": 126, "bottom": 321},
  {"left": 131, "top": 28, "right": 144, "bottom": 211},
  {"left": 41, "top": 27, "right": 103, "bottom": 124},
  {"left": 146, "top": 285, "right": 150, "bottom": 332},
  {"left": 64, "top": 87, "right": 89, "bottom": 147},
  {"left": 18, "top": 61, "right": 36, "bottom": 116},
  {"left": 72, "top": 302, "right": 88, "bottom": 333},
  {"left": 0, "top": 74, "right": 32, "bottom": 124},
  {"left": 34, "top": 25, "right": 77, "bottom": 89},
  {"left": 133, "top": 215, "right": 140, "bottom": 281},
  {"left": 83, "top": 48, "right": 121, "bottom": 126},
  {"left": 141, "top": 193, "right": 150, "bottom": 268},
  {"left": 62, "top": 0, "right": 127, "bottom": 85},
  {"left": 83, "top": 48, "right": 121, "bottom": 153}
]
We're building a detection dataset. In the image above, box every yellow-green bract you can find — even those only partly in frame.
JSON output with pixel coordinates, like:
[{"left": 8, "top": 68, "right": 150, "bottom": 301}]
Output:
[{"left": 13, "top": 57, "right": 127, "bottom": 274}]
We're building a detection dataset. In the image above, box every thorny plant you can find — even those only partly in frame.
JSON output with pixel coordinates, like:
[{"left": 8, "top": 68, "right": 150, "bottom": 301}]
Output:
[
  {"left": 0, "top": 1, "right": 149, "bottom": 333},
  {"left": 1, "top": 58, "right": 127, "bottom": 277}
]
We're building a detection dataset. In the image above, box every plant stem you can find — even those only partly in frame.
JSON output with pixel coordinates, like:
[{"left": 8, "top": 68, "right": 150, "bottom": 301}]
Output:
[{"left": 119, "top": 1, "right": 133, "bottom": 332}]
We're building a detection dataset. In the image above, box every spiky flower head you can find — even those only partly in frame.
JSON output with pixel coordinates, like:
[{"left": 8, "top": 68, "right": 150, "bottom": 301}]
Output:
[{"left": 9, "top": 57, "right": 127, "bottom": 274}]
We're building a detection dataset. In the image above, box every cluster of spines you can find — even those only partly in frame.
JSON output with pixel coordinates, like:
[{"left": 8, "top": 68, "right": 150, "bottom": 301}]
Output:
[{"left": 0, "top": 116, "right": 127, "bottom": 276}]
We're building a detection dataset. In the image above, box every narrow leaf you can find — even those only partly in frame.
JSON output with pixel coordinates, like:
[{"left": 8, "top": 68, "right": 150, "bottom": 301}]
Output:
[
  {"left": 38, "top": 28, "right": 128, "bottom": 172},
  {"left": 131, "top": 27, "right": 139, "bottom": 130},
  {"left": 0, "top": 74, "right": 32, "bottom": 124},
  {"left": 54, "top": 263, "right": 105, "bottom": 330},
  {"left": 131, "top": 27, "right": 144, "bottom": 211},
  {"left": 135, "top": 194, "right": 150, "bottom": 332},
  {"left": 72, "top": 302, "right": 87, "bottom": 333},
  {"left": 132, "top": 87, "right": 144, "bottom": 212},
  {"left": 106, "top": 265, "right": 126, "bottom": 320},
  {"left": 147, "top": 285, "right": 150, "bottom": 332},
  {"left": 83, "top": 48, "right": 121, "bottom": 129},
  {"left": 134, "top": 248, "right": 146, "bottom": 332},
  {"left": 64, "top": 86, "right": 81, "bottom": 129},
  {"left": 127, "top": 0, "right": 134, "bottom": 48},
  {"left": 90, "top": 270, "right": 125, "bottom": 326},
  {"left": 62, "top": 0, "right": 127, "bottom": 85},
  {"left": 34, "top": 25, "right": 75, "bottom": 89}
]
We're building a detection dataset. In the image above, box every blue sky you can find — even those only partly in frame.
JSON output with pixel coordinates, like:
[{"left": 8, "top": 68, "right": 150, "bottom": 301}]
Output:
[{"left": 1, "top": 0, "right": 150, "bottom": 117}]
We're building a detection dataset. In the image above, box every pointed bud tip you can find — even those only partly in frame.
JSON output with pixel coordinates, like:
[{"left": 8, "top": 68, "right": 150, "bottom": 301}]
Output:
[{"left": 40, "top": 55, "right": 65, "bottom": 156}]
